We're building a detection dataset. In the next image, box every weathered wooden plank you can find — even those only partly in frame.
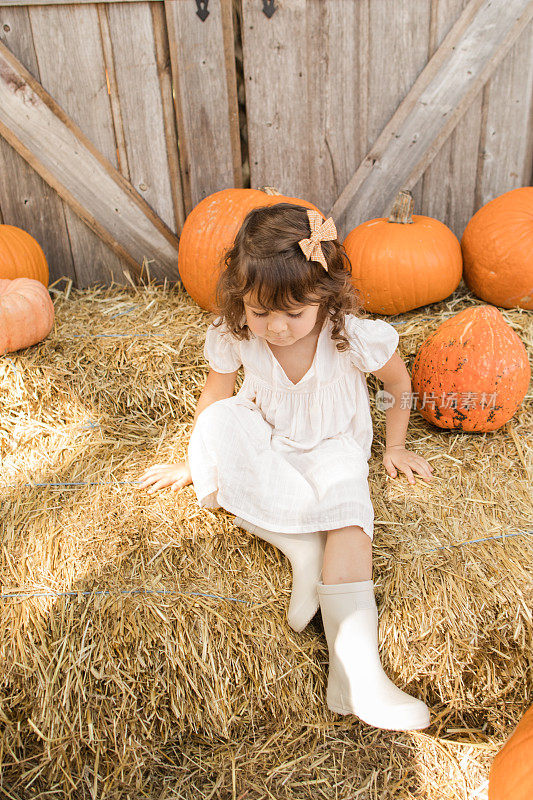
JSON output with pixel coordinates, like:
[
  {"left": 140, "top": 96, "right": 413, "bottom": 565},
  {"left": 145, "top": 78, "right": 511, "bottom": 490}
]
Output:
[
  {"left": 242, "top": 0, "right": 370, "bottom": 212},
  {"left": 0, "top": 139, "right": 77, "bottom": 282},
  {"left": 0, "top": 5, "right": 75, "bottom": 285},
  {"left": 366, "top": 0, "right": 432, "bottom": 149},
  {"left": 219, "top": 0, "right": 241, "bottom": 189},
  {"left": 306, "top": 0, "right": 370, "bottom": 214},
  {"left": 106, "top": 1, "right": 177, "bottom": 234},
  {"left": 241, "top": 0, "right": 429, "bottom": 225},
  {"left": 151, "top": 2, "right": 185, "bottom": 234},
  {"left": 28, "top": 3, "right": 131, "bottom": 287},
  {"left": 164, "top": 0, "right": 241, "bottom": 213},
  {"left": 475, "top": 20, "right": 533, "bottom": 206},
  {"left": 365, "top": 0, "right": 431, "bottom": 220},
  {"left": 328, "top": 0, "right": 533, "bottom": 230},
  {"left": 97, "top": 3, "right": 131, "bottom": 182},
  {"left": 241, "top": 0, "right": 308, "bottom": 198},
  {"left": 0, "top": 42, "right": 178, "bottom": 277},
  {"left": 418, "top": 0, "right": 483, "bottom": 238}
]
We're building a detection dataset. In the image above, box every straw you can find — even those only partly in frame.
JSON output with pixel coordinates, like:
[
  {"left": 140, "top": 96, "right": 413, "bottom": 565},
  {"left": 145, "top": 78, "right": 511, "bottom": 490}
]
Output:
[{"left": 1, "top": 277, "right": 531, "bottom": 798}]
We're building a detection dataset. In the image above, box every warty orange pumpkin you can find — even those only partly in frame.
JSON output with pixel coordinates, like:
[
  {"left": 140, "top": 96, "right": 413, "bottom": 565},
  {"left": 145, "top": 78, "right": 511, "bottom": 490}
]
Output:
[
  {"left": 343, "top": 190, "right": 463, "bottom": 315},
  {"left": 462, "top": 186, "right": 533, "bottom": 310},
  {"left": 488, "top": 704, "right": 533, "bottom": 800},
  {"left": 411, "top": 305, "right": 530, "bottom": 431},
  {"left": 178, "top": 187, "right": 323, "bottom": 311},
  {"left": 0, "top": 224, "right": 49, "bottom": 286},
  {"left": 0, "top": 278, "right": 55, "bottom": 355}
]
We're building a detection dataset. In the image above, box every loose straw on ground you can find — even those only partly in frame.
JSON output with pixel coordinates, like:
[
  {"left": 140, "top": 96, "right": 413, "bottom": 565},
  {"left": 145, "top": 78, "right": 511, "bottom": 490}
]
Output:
[{"left": 1, "top": 279, "right": 531, "bottom": 799}]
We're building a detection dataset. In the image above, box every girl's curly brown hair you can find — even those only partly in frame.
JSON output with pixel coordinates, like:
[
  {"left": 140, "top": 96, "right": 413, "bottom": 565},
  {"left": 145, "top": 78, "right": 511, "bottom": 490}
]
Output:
[{"left": 211, "top": 203, "right": 364, "bottom": 352}]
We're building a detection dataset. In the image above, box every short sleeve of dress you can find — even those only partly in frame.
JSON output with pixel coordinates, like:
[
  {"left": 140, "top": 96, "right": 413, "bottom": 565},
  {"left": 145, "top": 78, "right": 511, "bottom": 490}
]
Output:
[
  {"left": 203, "top": 316, "right": 242, "bottom": 373},
  {"left": 344, "top": 314, "right": 399, "bottom": 373}
]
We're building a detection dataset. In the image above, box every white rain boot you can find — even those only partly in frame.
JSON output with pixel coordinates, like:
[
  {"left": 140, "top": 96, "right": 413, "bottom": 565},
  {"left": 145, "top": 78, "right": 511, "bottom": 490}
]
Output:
[
  {"left": 318, "top": 580, "right": 431, "bottom": 731},
  {"left": 234, "top": 516, "right": 325, "bottom": 632}
]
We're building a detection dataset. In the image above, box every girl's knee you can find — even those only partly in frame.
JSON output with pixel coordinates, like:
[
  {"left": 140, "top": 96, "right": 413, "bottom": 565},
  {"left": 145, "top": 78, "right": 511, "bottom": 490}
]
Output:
[
  {"left": 195, "top": 397, "right": 235, "bottom": 430},
  {"left": 327, "top": 525, "right": 372, "bottom": 543}
]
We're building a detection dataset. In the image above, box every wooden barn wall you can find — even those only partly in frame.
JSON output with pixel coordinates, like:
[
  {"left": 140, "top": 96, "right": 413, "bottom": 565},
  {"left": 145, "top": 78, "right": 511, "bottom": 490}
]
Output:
[
  {"left": 0, "top": 1, "right": 187, "bottom": 288},
  {"left": 241, "top": 0, "right": 533, "bottom": 240},
  {"left": 0, "top": 0, "right": 532, "bottom": 289}
]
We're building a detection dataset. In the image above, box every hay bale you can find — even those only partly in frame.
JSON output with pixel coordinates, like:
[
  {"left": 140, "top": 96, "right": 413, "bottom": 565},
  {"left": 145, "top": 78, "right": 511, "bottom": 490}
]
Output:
[{"left": 1, "top": 280, "right": 531, "bottom": 798}]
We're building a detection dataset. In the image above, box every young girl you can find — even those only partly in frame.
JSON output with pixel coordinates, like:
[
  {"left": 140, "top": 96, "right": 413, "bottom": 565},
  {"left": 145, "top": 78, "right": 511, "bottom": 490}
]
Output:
[{"left": 138, "top": 203, "right": 435, "bottom": 732}]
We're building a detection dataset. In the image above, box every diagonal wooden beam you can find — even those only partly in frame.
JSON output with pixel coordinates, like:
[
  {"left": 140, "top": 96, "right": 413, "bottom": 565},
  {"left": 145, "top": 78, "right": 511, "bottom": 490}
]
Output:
[
  {"left": 328, "top": 0, "right": 533, "bottom": 230},
  {"left": 0, "top": 42, "right": 178, "bottom": 278}
]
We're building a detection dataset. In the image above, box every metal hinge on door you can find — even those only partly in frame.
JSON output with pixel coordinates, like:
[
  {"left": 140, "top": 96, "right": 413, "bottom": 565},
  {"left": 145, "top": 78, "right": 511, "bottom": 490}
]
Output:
[
  {"left": 195, "top": 0, "right": 277, "bottom": 23},
  {"left": 196, "top": 0, "right": 209, "bottom": 21},
  {"left": 262, "top": 0, "right": 277, "bottom": 17}
]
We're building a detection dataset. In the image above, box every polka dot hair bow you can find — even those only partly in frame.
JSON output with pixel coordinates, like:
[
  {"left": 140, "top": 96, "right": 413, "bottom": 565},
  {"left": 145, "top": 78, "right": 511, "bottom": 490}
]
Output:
[{"left": 298, "top": 209, "right": 337, "bottom": 271}]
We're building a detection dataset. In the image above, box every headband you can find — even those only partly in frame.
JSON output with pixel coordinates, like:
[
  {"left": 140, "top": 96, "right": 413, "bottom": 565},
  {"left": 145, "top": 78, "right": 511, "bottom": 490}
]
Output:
[{"left": 298, "top": 209, "right": 337, "bottom": 271}]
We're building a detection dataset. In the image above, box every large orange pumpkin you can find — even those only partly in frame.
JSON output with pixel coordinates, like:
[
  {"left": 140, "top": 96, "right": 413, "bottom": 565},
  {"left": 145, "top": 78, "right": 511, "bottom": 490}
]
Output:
[
  {"left": 489, "top": 704, "right": 533, "bottom": 800},
  {"left": 178, "top": 187, "right": 323, "bottom": 311},
  {"left": 0, "top": 278, "right": 55, "bottom": 355},
  {"left": 0, "top": 224, "right": 49, "bottom": 286},
  {"left": 411, "top": 305, "right": 530, "bottom": 431},
  {"left": 343, "top": 190, "right": 462, "bottom": 315},
  {"left": 462, "top": 186, "right": 533, "bottom": 310}
]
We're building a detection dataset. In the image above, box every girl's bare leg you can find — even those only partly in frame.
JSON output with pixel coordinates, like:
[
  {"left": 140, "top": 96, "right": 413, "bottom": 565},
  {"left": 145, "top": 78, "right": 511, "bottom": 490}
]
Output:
[
  {"left": 318, "top": 523, "right": 430, "bottom": 729},
  {"left": 322, "top": 525, "right": 372, "bottom": 584}
]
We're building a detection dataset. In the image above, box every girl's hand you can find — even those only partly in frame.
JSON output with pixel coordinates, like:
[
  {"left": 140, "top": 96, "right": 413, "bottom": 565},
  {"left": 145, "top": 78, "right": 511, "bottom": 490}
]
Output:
[
  {"left": 137, "top": 462, "right": 193, "bottom": 494},
  {"left": 383, "top": 446, "right": 434, "bottom": 485}
]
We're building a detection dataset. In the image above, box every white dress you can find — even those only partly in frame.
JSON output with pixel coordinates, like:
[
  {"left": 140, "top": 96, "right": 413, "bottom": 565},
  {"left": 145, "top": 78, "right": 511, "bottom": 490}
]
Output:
[{"left": 187, "top": 313, "right": 399, "bottom": 539}]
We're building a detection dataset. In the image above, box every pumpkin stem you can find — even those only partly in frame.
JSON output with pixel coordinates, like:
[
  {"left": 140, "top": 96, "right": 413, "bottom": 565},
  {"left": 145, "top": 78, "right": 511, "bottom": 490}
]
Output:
[
  {"left": 259, "top": 186, "right": 283, "bottom": 195},
  {"left": 388, "top": 190, "right": 414, "bottom": 224}
]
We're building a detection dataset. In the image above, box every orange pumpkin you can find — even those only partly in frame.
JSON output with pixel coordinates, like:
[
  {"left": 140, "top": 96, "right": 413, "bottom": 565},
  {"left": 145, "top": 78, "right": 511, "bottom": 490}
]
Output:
[
  {"left": 0, "top": 224, "right": 49, "bottom": 286},
  {"left": 462, "top": 187, "right": 533, "bottom": 310},
  {"left": 489, "top": 704, "right": 533, "bottom": 800},
  {"left": 343, "top": 190, "right": 463, "bottom": 315},
  {"left": 178, "top": 187, "right": 323, "bottom": 311},
  {"left": 0, "top": 278, "right": 55, "bottom": 355},
  {"left": 411, "top": 305, "right": 530, "bottom": 431}
]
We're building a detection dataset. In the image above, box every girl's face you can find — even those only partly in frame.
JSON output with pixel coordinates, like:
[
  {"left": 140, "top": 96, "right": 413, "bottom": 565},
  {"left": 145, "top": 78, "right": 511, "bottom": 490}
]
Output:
[{"left": 243, "top": 292, "right": 324, "bottom": 346}]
